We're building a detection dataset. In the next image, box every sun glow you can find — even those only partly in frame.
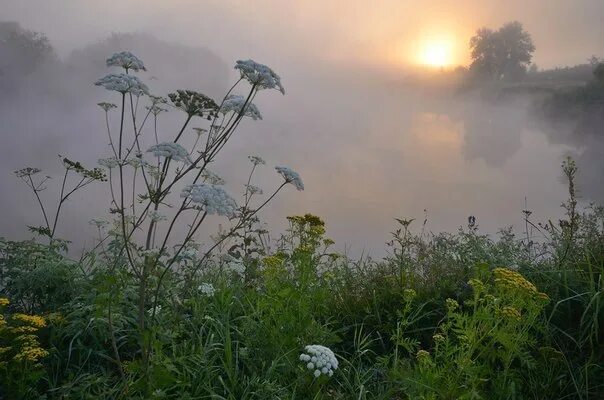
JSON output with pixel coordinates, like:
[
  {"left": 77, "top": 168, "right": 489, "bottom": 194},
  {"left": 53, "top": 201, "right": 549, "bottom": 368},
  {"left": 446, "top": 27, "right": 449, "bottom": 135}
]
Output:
[{"left": 418, "top": 39, "right": 454, "bottom": 67}]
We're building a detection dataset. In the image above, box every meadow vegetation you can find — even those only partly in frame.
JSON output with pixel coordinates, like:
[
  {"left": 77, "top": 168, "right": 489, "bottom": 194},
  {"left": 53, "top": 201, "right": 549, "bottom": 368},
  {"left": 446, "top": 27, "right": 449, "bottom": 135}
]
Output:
[{"left": 0, "top": 52, "right": 602, "bottom": 400}]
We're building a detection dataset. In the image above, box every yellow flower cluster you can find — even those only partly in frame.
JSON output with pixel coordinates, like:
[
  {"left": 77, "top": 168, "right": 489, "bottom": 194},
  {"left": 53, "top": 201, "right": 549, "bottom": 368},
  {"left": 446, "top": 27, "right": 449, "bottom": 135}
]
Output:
[
  {"left": 493, "top": 268, "right": 549, "bottom": 301},
  {"left": 0, "top": 315, "right": 5, "bottom": 329},
  {"left": 500, "top": 305, "right": 522, "bottom": 321},
  {"left": 445, "top": 298, "right": 459, "bottom": 312},
  {"left": 12, "top": 314, "right": 47, "bottom": 329},
  {"left": 416, "top": 349, "right": 430, "bottom": 359},
  {"left": 468, "top": 278, "right": 485, "bottom": 293},
  {"left": 494, "top": 268, "right": 537, "bottom": 292},
  {"left": 13, "top": 345, "right": 49, "bottom": 362},
  {"left": 403, "top": 288, "right": 417, "bottom": 302},
  {"left": 432, "top": 333, "right": 445, "bottom": 343},
  {"left": 12, "top": 334, "right": 48, "bottom": 363},
  {"left": 0, "top": 298, "right": 9, "bottom": 307},
  {"left": 262, "top": 255, "right": 285, "bottom": 269}
]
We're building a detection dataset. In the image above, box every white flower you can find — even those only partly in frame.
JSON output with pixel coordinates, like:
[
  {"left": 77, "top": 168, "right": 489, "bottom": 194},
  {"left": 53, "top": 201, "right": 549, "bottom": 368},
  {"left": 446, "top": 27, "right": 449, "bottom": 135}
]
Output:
[
  {"left": 147, "top": 142, "right": 191, "bottom": 163},
  {"left": 234, "top": 59, "right": 285, "bottom": 94},
  {"left": 127, "top": 156, "right": 149, "bottom": 169},
  {"left": 98, "top": 102, "right": 117, "bottom": 112},
  {"left": 181, "top": 184, "right": 237, "bottom": 217},
  {"left": 220, "top": 95, "right": 262, "bottom": 120},
  {"left": 225, "top": 258, "right": 246, "bottom": 277},
  {"left": 98, "top": 157, "right": 121, "bottom": 169},
  {"left": 248, "top": 155, "right": 266, "bottom": 166},
  {"left": 275, "top": 166, "right": 304, "bottom": 191},
  {"left": 201, "top": 169, "right": 225, "bottom": 185},
  {"left": 300, "top": 345, "right": 338, "bottom": 378},
  {"left": 245, "top": 184, "right": 263, "bottom": 195},
  {"left": 15, "top": 167, "right": 41, "bottom": 177},
  {"left": 89, "top": 219, "right": 108, "bottom": 228},
  {"left": 148, "top": 210, "right": 167, "bottom": 222},
  {"left": 198, "top": 282, "right": 216, "bottom": 297},
  {"left": 95, "top": 73, "right": 149, "bottom": 96},
  {"left": 106, "top": 51, "right": 146, "bottom": 71}
]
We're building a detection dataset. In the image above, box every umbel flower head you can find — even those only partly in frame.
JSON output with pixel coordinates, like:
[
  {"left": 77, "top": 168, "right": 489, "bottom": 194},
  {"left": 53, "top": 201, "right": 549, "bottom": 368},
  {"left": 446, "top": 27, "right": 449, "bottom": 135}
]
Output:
[
  {"left": 147, "top": 142, "right": 191, "bottom": 164},
  {"left": 168, "top": 90, "right": 219, "bottom": 118},
  {"left": 181, "top": 184, "right": 237, "bottom": 217},
  {"left": 248, "top": 155, "right": 266, "bottom": 166},
  {"left": 220, "top": 94, "right": 262, "bottom": 120},
  {"left": 299, "top": 345, "right": 338, "bottom": 378},
  {"left": 201, "top": 169, "right": 225, "bottom": 185},
  {"left": 106, "top": 51, "right": 146, "bottom": 72},
  {"left": 275, "top": 166, "right": 304, "bottom": 191},
  {"left": 98, "top": 102, "right": 117, "bottom": 112},
  {"left": 95, "top": 73, "right": 149, "bottom": 96},
  {"left": 234, "top": 59, "right": 285, "bottom": 94},
  {"left": 14, "top": 167, "right": 41, "bottom": 178},
  {"left": 198, "top": 282, "right": 216, "bottom": 297},
  {"left": 98, "top": 157, "right": 121, "bottom": 169}
]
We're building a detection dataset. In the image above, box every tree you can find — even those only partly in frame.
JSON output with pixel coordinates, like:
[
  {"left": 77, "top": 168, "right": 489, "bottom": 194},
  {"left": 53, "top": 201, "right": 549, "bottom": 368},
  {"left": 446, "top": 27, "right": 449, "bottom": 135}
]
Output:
[
  {"left": 0, "top": 21, "right": 55, "bottom": 80},
  {"left": 469, "top": 21, "right": 535, "bottom": 81}
]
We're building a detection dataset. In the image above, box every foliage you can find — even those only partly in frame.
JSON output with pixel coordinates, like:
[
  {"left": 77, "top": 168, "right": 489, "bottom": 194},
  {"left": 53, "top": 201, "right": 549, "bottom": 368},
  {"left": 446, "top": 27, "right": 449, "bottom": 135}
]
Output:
[
  {"left": 469, "top": 21, "right": 535, "bottom": 81},
  {"left": 1, "top": 48, "right": 603, "bottom": 399}
]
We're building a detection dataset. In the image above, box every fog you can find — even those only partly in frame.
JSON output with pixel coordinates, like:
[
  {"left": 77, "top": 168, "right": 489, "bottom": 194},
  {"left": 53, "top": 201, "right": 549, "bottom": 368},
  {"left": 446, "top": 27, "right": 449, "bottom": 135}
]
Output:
[{"left": 1, "top": 0, "right": 603, "bottom": 256}]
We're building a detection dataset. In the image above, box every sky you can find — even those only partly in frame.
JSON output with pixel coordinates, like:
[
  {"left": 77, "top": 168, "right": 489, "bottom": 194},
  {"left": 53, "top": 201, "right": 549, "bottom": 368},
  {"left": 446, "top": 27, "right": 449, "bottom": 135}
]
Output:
[
  {"left": 3, "top": 0, "right": 604, "bottom": 69},
  {"left": 0, "top": 0, "right": 602, "bottom": 256}
]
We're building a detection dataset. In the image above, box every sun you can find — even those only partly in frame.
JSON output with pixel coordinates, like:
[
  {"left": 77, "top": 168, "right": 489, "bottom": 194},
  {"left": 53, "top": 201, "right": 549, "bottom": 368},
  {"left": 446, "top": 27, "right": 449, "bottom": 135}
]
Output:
[{"left": 418, "top": 40, "right": 454, "bottom": 67}]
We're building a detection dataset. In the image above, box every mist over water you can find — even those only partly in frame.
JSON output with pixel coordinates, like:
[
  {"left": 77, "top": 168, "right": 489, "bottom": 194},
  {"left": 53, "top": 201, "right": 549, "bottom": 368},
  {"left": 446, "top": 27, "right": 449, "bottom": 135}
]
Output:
[{"left": 1, "top": 3, "right": 601, "bottom": 256}]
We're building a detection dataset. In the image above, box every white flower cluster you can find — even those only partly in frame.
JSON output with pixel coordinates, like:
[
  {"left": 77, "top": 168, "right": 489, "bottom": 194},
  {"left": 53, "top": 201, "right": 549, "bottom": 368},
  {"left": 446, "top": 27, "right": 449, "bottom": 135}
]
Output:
[
  {"left": 127, "top": 156, "right": 149, "bottom": 169},
  {"left": 299, "top": 345, "right": 338, "bottom": 378},
  {"left": 106, "top": 51, "right": 146, "bottom": 71},
  {"left": 275, "top": 166, "right": 304, "bottom": 191},
  {"left": 245, "top": 184, "right": 263, "bottom": 195},
  {"left": 234, "top": 59, "right": 285, "bottom": 94},
  {"left": 147, "top": 142, "right": 191, "bottom": 163},
  {"left": 220, "top": 95, "right": 262, "bottom": 120},
  {"left": 248, "top": 155, "right": 266, "bottom": 166},
  {"left": 225, "top": 258, "right": 246, "bottom": 277},
  {"left": 98, "top": 102, "right": 117, "bottom": 112},
  {"left": 98, "top": 157, "right": 122, "bottom": 169},
  {"left": 181, "top": 184, "right": 237, "bottom": 216},
  {"left": 201, "top": 169, "right": 225, "bottom": 185},
  {"left": 198, "top": 282, "right": 215, "bottom": 297},
  {"left": 95, "top": 73, "right": 149, "bottom": 96},
  {"left": 148, "top": 210, "right": 167, "bottom": 222},
  {"left": 89, "top": 219, "right": 108, "bottom": 228}
]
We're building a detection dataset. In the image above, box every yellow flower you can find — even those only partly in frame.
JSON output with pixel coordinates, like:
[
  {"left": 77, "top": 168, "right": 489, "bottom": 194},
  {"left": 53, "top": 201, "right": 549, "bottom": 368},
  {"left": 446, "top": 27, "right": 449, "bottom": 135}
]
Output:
[
  {"left": 12, "top": 314, "right": 46, "bottom": 329},
  {"left": 501, "top": 306, "right": 522, "bottom": 321},
  {"left": 445, "top": 298, "right": 459, "bottom": 312},
  {"left": 403, "top": 289, "right": 417, "bottom": 302},
  {"left": 416, "top": 349, "right": 430, "bottom": 360},
  {"left": 0, "top": 298, "right": 9, "bottom": 307},
  {"left": 468, "top": 278, "right": 485, "bottom": 293},
  {"left": 8, "top": 326, "right": 38, "bottom": 334},
  {"left": 493, "top": 268, "right": 538, "bottom": 294},
  {"left": 14, "top": 346, "right": 48, "bottom": 362},
  {"left": 432, "top": 333, "right": 445, "bottom": 343}
]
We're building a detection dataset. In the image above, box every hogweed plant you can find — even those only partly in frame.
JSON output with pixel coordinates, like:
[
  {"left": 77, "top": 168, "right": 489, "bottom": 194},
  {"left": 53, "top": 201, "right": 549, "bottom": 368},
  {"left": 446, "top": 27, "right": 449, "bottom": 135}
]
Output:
[{"left": 15, "top": 51, "right": 303, "bottom": 393}]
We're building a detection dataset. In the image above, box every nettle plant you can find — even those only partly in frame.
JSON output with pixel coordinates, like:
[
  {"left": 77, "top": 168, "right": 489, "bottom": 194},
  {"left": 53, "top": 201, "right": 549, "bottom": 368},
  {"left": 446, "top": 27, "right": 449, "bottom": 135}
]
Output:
[{"left": 17, "top": 51, "right": 304, "bottom": 385}]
